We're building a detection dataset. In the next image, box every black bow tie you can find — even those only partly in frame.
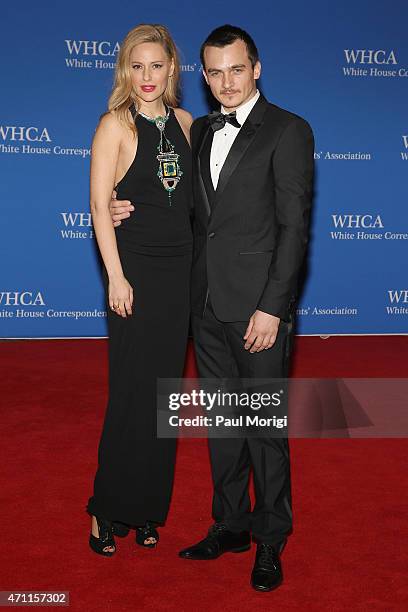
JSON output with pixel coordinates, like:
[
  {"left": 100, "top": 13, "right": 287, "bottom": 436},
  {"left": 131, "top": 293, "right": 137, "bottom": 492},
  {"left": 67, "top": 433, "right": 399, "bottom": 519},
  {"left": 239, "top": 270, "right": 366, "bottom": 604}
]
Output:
[{"left": 208, "top": 110, "right": 241, "bottom": 132}]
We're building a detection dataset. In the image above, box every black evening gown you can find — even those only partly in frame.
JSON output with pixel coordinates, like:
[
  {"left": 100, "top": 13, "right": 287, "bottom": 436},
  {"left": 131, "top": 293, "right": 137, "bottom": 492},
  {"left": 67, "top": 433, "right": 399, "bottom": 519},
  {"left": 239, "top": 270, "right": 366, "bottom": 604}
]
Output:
[{"left": 87, "top": 105, "right": 192, "bottom": 526}]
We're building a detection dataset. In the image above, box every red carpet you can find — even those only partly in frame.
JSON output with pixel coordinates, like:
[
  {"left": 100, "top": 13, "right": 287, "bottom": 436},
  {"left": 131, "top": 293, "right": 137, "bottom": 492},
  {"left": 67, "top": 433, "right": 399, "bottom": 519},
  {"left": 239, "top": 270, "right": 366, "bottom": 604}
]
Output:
[{"left": 1, "top": 337, "right": 407, "bottom": 611}]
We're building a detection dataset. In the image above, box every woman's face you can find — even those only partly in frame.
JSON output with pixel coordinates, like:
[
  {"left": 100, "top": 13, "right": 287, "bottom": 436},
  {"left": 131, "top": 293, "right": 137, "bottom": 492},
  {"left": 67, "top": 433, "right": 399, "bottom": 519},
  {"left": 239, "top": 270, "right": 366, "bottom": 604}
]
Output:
[{"left": 130, "top": 42, "right": 174, "bottom": 106}]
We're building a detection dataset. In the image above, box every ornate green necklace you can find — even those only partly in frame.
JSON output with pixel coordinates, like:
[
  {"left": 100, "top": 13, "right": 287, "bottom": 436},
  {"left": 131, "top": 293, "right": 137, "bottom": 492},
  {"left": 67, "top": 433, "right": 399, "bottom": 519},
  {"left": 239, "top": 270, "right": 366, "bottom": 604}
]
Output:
[{"left": 138, "top": 105, "right": 183, "bottom": 206}]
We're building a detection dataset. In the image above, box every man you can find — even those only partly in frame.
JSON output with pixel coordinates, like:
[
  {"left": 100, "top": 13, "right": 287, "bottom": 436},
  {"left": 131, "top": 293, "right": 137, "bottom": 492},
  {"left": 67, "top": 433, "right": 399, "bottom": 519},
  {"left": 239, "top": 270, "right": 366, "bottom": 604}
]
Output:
[{"left": 110, "top": 25, "right": 314, "bottom": 592}]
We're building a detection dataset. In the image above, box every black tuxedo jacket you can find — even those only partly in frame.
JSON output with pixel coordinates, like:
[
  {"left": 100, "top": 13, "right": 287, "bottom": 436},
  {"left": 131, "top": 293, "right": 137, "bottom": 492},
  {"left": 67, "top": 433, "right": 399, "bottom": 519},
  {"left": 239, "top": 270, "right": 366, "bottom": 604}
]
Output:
[{"left": 190, "top": 93, "right": 314, "bottom": 322}]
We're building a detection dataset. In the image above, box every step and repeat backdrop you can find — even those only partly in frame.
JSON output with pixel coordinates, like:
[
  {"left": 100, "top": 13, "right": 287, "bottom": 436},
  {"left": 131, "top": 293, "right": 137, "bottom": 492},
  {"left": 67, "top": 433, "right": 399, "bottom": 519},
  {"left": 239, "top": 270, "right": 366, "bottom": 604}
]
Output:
[{"left": 0, "top": 0, "right": 407, "bottom": 337}]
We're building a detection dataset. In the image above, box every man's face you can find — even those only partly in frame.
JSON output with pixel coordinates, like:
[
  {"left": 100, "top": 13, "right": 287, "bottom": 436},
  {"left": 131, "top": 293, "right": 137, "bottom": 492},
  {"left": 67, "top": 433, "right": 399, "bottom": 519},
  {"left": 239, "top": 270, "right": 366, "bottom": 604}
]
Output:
[{"left": 203, "top": 39, "right": 261, "bottom": 112}]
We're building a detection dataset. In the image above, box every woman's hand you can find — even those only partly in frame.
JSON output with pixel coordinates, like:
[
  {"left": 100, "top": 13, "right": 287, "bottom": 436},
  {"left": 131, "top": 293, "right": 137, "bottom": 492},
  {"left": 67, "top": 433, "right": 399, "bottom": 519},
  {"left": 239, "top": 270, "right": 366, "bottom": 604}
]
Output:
[{"left": 109, "top": 275, "right": 133, "bottom": 318}]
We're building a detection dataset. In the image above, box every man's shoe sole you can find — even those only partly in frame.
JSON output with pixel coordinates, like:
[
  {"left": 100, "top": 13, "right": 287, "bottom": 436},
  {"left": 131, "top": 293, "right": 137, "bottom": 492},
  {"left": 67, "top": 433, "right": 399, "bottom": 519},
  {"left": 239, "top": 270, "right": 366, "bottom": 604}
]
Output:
[
  {"left": 250, "top": 578, "right": 283, "bottom": 592},
  {"left": 179, "top": 544, "right": 251, "bottom": 560}
]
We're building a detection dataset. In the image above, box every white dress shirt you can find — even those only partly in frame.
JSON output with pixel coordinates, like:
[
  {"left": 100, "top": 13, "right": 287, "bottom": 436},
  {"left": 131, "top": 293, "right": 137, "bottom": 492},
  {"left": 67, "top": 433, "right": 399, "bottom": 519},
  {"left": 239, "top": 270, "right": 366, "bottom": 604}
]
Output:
[{"left": 210, "top": 89, "right": 260, "bottom": 189}]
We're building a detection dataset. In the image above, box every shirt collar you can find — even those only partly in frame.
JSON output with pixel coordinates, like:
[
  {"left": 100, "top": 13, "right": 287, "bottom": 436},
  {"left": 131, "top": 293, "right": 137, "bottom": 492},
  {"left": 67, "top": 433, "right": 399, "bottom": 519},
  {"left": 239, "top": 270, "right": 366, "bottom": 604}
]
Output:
[{"left": 221, "top": 89, "right": 260, "bottom": 125}]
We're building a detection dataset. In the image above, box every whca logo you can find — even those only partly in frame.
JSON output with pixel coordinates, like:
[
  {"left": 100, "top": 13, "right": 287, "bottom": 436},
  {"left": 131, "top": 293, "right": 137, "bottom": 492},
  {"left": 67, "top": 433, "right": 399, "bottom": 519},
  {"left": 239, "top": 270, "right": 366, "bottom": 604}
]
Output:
[
  {"left": 0, "top": 291, "right": 45, "bottom": 306},
  {"left": 61, "top": 212, "right": 92, "bottom": 227},
  {"left": 331, "top": 214, "right": 384, "bottom": 229},
  {"left": 65, "top": 40, "right": 120, "bottom": 56},
  {"left": 0, "top": 126, "right": 51, "bottom": 142},
  {"left": 344, "top": 50, "right": 397, "bottom": 64},
  {"left": 387, "top": 290, "right": 408, "bottom": 304},
  {"left": 402, "top": 136, "right": 408, "bottom": 160}
]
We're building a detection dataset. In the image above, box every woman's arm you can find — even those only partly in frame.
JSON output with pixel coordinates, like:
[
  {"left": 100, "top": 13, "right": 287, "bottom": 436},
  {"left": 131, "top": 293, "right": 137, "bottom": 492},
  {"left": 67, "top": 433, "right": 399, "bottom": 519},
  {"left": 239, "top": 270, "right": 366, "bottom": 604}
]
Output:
[{"left": 90, "top": 112, "right": 134, "bottom": 317}]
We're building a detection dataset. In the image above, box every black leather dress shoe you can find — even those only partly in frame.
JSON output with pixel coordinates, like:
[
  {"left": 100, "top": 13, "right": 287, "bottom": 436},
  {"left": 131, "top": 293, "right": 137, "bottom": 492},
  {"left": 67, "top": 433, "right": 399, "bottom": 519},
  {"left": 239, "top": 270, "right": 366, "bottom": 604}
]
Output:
[
  {"left": 179, "top": 523, "right": 251, "bottom": 560},
  {"left": 250, "top": 543, "right": 283, "bottom": 592}
]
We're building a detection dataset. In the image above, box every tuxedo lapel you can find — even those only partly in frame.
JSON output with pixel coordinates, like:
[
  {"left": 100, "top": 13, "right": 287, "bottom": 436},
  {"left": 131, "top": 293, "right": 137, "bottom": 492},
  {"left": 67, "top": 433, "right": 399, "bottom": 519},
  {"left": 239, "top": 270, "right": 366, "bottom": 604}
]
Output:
[
  {"left": 196, "top": 120, "right": 212, "bottom": 217},
  {"left": 214, "top": 95, "right": 269, "bottom": 209},
  {"left": 200, "top": 129, "right": 216, "bottom": 209}
]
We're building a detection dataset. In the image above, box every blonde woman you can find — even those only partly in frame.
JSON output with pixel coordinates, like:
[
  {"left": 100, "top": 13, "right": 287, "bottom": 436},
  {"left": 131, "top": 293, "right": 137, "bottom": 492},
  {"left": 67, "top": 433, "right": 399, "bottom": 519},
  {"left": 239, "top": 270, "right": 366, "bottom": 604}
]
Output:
[{"left": 86, "top": 24, "right": 193, "bottom": 555}]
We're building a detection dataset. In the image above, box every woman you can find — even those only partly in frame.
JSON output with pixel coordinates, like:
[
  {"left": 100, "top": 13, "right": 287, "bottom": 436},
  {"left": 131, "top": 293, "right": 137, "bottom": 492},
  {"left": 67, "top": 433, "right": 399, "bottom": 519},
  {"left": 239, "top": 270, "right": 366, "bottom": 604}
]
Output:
[{"left": 86, "top": 24, "right": 193, "bottom": 555}]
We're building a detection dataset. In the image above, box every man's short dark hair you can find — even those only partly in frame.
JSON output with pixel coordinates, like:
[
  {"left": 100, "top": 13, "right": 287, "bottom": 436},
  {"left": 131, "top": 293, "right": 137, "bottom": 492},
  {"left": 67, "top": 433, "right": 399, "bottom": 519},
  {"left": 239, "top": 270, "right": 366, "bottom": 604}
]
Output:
[{"left": 200, "top": 25, "right": 259, "bottom": 69}]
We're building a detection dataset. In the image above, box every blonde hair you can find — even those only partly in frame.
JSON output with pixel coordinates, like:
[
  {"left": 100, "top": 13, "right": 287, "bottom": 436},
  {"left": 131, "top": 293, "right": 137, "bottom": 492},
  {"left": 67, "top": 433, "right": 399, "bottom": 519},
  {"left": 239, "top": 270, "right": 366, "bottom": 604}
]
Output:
[{"left": 108, "top": 24, "right": 180, "bottom": 135}]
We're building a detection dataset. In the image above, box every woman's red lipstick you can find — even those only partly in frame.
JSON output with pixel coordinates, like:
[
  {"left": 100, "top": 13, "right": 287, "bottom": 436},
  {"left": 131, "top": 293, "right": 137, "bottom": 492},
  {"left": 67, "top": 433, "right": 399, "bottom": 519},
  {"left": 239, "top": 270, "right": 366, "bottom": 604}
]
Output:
[{"left": 141, "top": 85, "right": 156, "bottom": 92}]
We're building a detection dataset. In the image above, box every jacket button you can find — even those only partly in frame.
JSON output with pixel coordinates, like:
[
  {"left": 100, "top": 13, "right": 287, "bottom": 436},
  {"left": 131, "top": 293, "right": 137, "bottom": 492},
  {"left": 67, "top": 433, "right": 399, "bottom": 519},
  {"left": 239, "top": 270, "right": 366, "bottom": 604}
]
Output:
[{"left": 208, "top": 232, "right": 215, "bottom": 239}]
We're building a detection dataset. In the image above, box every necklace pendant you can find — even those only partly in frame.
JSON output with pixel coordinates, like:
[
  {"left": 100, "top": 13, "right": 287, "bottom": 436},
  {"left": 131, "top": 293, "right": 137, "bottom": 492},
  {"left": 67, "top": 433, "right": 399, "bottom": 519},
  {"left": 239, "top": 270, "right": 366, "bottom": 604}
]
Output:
[
  {"left": 144, "top": 105, "right": 183, "bottom": 204},
  {"left": 155, "top": 117, "right": 166, "bottom": 132},
  {"left": 157, "top": 151, "right": 183, "bottom": 195}
]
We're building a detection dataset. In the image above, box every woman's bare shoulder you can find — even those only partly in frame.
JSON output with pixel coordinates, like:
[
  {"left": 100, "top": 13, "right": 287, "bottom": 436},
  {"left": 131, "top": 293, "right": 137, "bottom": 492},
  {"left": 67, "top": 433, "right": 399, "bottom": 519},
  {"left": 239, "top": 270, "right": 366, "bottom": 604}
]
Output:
[
  {"left": 95, "top": 110, "right": 124, "bottom": 135},
  {"left": 92, "top": 110, "right": 134, "bottom": 151}
]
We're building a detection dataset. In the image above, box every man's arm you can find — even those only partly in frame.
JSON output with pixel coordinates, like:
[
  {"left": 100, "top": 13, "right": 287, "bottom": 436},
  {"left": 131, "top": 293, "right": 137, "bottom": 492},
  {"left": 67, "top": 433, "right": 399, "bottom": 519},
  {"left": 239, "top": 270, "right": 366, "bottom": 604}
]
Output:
[
  {"left": 257, "top": 117, "right": 315, "bottom": 320},
  {"left": 244, "top": 117, "right": 314, "bottom": 352},
  {"left": 109, "top": 190, "right": 134, "bottom": 227}
]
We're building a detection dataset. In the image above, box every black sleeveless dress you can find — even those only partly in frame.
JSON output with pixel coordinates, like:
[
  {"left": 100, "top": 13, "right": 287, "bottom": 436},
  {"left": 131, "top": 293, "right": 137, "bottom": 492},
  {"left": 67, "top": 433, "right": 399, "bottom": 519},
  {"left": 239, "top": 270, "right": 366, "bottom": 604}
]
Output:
[{"left": 87, "top": 106, "right": 192, "bottom": 526}]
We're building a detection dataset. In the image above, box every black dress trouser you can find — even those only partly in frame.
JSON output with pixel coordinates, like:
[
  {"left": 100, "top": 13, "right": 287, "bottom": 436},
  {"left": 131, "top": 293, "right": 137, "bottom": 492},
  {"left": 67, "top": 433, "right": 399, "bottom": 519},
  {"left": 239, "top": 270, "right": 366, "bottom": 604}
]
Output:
[{"left": 192, "top": 295, "right": 294, "bottom": 549}]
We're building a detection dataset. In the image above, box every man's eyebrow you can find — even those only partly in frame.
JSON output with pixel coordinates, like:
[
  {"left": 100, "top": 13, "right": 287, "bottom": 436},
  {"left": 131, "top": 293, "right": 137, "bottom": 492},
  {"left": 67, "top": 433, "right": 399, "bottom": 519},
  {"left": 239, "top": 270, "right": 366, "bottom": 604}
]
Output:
[{"left": 207, "top": 64, "right": 247, "bottom": 71}]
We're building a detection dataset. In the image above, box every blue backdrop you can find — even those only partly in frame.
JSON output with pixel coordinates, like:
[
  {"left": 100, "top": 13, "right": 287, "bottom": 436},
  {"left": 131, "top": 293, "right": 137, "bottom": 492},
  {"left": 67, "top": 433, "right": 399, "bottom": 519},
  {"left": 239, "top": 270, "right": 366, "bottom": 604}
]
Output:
[{"left": 1, "top": 0, "right": 407, "bottom": 337}]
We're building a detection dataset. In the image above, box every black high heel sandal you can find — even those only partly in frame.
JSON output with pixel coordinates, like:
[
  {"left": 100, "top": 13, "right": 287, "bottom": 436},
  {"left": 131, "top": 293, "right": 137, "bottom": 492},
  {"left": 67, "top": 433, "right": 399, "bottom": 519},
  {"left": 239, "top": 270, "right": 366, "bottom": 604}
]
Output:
[
  {"left": 136, "top": 522, "right": 159, "bottom": 548},
  {"left": 89, "top": 516, "right": 116, "bottom": 556}
]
